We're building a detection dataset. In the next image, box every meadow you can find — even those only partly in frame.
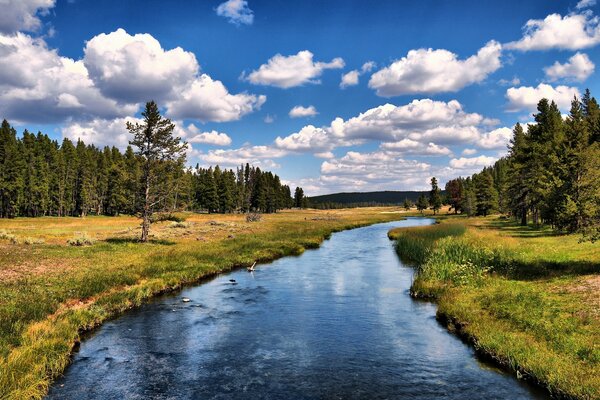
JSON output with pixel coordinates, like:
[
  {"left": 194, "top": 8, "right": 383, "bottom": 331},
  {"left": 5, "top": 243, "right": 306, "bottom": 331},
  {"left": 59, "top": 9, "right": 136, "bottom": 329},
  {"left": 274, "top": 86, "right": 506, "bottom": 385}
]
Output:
[
  {"left": 0, "top": 208, "right": 409, "bottom": 399},
  {"left": 389, "top": 216, "right": 600, "bottom": 399}
]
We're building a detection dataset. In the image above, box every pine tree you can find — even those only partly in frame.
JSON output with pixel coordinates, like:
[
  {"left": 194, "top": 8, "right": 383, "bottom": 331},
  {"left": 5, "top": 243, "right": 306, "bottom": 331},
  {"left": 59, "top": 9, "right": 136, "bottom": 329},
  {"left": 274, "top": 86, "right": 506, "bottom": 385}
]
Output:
[
  {"left": 416, "top": 194, "right": 428, "bottom": 214},
  {"left": 429, "top": 177, "right": 442, "bottom": 215},
  {"left": 127, "top": 101, "right": 188, "bottom": 242},
  {"left": 294, "top": 187, "right": 304, "bottom": 208}
]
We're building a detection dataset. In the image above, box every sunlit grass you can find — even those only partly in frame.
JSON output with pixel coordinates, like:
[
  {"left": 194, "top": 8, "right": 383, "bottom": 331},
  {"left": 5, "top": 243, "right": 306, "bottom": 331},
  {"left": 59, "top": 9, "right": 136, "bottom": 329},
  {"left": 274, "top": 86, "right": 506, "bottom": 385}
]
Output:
[
  {"left": 390, "top": 215, "right": 600, "bottom": 399},
  {"left": 0, "top": 207, "right": 408, "bottom": 399}
]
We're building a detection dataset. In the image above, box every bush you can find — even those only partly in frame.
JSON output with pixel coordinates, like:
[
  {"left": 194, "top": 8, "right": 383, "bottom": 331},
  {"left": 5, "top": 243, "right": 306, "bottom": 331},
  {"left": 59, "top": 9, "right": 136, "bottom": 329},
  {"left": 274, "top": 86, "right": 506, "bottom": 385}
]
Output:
[
  {"left": 150, "top": 213, "right": 186, "bottom": 223},
  {"left": 67, "top": 234, "right": 96, "bottom": 246},
  {"left": 23, "top": 237, "right": 45, "bottom": 245},
  {"left": 169, "top": 221, "right": 190, "bottom": 229},
  {"left": 246, "top": 212, "right": 262, "bottom": 222}
]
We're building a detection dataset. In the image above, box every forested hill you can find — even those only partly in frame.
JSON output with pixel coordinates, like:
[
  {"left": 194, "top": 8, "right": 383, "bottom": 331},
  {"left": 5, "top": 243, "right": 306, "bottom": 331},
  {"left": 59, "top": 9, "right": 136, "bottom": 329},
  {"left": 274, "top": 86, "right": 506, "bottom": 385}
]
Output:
[{"left": 308, "top": 191, "right": 431, "bottom": 207}]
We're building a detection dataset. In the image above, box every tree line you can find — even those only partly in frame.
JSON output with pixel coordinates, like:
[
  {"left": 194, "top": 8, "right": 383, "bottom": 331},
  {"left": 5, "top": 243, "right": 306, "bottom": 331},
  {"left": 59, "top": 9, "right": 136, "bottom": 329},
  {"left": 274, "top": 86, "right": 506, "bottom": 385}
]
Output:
[
  {"left": 443, "top": 89, "right": 600, "bottom": 241},
  {"left": 0, "top": 118, "right": 303, "bottom": 219}
]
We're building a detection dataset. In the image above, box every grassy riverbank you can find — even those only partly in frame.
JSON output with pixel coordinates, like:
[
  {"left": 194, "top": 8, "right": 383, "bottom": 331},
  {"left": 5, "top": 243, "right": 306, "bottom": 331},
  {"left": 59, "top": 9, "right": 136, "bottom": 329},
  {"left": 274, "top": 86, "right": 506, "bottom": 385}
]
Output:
[
  {"left": 0, "top": 208, "right": 408, "bottom": 399},
  {"left": 389, "top": 216, "right": 600, "bottom": 399}
]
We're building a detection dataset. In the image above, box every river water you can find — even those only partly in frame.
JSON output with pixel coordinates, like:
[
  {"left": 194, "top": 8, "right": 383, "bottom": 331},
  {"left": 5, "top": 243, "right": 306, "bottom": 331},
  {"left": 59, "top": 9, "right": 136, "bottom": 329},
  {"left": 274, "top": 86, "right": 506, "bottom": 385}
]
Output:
[{"left": 47, "top": 218, "right": 547, "bottom": 399}]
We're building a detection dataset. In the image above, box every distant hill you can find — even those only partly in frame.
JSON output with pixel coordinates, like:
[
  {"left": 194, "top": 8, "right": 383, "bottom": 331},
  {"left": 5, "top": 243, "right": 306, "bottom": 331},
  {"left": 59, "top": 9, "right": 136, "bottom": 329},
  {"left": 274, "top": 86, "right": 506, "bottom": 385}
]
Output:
[{"left": 308, "top": 191, "right": 433, "bottom": 207}]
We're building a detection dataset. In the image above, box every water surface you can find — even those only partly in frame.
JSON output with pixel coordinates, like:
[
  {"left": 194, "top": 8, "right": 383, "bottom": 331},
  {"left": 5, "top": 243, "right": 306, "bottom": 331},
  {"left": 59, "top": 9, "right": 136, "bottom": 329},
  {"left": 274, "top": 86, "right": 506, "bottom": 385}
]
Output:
[{"left": 48, "top": 218, "right": 547, "bottom": 399}]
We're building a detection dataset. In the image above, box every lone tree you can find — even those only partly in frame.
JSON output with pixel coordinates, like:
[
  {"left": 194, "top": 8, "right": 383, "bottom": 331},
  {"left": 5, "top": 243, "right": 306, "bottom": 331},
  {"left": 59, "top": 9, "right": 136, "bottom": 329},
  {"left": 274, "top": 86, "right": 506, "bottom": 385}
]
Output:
[
  {"left": 402, "top": 198, "right": 413, "bottom": 211},
  {"left": 127, "top": 101, "right": 187, "bottom": 242},
  {"left": 294, "top": 186, "right": 304, "bottom": 208},
  {"left": 416, "top": 194, "right": 428, "bottom": 215},
  {"left": 429, "top": 177, "right": 442, "bottom": 215}
]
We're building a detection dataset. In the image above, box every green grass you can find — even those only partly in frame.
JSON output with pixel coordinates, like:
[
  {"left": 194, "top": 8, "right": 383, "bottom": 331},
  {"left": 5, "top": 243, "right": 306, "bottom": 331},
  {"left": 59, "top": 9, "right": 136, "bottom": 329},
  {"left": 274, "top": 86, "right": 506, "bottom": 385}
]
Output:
[
  {"left": 390, "top": 216, "right": 600, "bottom": 399},
  {"left": 0, "top": 208, "right": 410, "bottom": 399}
]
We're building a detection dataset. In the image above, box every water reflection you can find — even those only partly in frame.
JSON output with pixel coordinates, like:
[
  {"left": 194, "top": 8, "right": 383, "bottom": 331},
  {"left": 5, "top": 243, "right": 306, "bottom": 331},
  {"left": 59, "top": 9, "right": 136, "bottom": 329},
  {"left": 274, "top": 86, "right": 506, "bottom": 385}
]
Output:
[{"left": 48, "top": 218, "right": 547, "bottom": 399}]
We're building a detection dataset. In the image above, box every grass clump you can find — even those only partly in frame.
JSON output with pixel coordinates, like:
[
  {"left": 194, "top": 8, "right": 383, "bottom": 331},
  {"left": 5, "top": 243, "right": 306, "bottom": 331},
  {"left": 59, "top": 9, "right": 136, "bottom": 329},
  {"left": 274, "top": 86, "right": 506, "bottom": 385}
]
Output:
[
  {"left": 66, "top": 233, "right": 96, "bottom": 246},
  {"left": 390, "top": 216, "right": 600, "bottom": 399}
]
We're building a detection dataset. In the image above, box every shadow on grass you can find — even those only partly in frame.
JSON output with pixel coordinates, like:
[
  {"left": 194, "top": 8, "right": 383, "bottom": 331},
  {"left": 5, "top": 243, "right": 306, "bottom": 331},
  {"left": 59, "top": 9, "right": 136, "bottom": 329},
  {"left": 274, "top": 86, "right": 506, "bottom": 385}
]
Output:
[
  {"left": 482, "top": 219, "right": 564, "bottom": 239},
  {"left": 105, "top": 237, "right": 176, "bottom": 246},
  {"left": 506, "top": 260, "right": 600, "bottom": 280}
]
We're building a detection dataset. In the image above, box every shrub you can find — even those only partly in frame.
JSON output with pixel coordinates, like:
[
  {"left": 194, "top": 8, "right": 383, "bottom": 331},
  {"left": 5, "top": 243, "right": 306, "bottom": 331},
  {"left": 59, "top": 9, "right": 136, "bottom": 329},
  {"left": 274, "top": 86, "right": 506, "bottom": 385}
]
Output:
[
  {"left": 246, "top": 212, "right": 262, "bottom": 222},
  {"left": 67, "top": 234, "right": 96, "bottom": 246},
  {"left": 169, "top": 221, "right": 190, "bottom": 229},
  {"left": 150, "top": 213, "right": 186, "bottom": 223},
  {"left": 23, "top": 237, "right": 45, "bottom": 245}
]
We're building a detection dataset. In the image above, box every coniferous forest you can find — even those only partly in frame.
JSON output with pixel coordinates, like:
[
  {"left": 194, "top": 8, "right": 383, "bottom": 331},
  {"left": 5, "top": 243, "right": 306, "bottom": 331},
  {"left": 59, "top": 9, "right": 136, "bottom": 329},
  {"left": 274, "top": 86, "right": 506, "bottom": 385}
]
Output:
[
  {"left": 444, "top": 89, "right": 600, "bottom": 241},
  {"left": 0, "top": 119, "right": 299, "bottom": 218}
]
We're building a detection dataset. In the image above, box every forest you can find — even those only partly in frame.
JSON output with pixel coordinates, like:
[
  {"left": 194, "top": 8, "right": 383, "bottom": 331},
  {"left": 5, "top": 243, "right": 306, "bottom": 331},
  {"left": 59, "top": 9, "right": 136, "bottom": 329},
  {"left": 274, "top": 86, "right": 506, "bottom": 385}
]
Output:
[
  {"left": 0, "top": 118, "right": 303, "bottom": 218},
  {"left": 443, "top": 89, "right": 600, "bottom": 241}
]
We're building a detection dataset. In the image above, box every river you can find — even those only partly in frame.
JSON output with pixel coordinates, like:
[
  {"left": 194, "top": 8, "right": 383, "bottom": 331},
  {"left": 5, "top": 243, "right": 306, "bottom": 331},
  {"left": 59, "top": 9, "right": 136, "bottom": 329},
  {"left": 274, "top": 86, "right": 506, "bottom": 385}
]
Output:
[{"left": 47, "top": 218, "right": 547, "bottom": 399}]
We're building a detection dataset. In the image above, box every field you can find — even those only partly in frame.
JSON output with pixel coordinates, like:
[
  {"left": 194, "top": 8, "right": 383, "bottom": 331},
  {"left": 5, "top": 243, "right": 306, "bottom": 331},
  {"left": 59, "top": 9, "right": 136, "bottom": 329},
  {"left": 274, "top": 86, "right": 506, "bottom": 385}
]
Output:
[
  {"left": 0, "top": 208, "right": 410, "bottom": 399},
  {"left": 389, "top": 216, "right": 600, "bottom": 399}
]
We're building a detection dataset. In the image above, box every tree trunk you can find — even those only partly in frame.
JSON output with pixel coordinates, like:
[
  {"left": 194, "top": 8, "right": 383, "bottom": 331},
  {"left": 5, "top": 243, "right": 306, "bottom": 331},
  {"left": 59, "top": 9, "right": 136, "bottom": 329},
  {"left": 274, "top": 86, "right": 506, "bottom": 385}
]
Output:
[
  {"left": 141, "top": 174, "right": 150, "bottom": 242},
  {"left": 520, "top": 207, "right": 527, "bottom": 226}
]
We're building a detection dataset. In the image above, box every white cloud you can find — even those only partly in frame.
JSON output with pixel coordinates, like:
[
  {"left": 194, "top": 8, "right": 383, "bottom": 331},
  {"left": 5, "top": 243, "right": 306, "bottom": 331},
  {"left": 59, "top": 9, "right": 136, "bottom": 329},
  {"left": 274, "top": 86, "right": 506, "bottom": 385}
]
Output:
[
  {"left": 462, "top": 148, "right": 477, "bottom": 156},
  {"left": 244, "top": 50, "right": 344, "bottom": 88},
  {"left": 215, "top": 0, "right": 254, "bottom": 25},
  {"left": 0, "top": 0, "right": 55, "bottom": 34},
  {"left": 264, "top": 114, "right": 274, "bottom": 123},
  {"left": 61, "top": 117, "right": 138, "bottom": 149},
  {"left": 200, "top": 144, "right": 287, "bottom": 169},
  {"left": 83, "top": 28, "right": 199, "bottom": 103},
  {"left": 186, "top": 127, "right": 232, "bottom": 146},
  {"left": 368, "top": 41, "right": 502, "bottom": 97},
  {"left": 477, "top": 127, "right": 513, "bottom": 149},
  {"left": 165, "top": 74, "right": 266, "bottom": 122},
  {"left": 380, "top": 140, "right": 452, "bottom": 156},
  {"left": 506, "top": 12, "right": 600, "bottom": 51},
  {"left": 340, "top": 70, "right": 360, "bottom": 88},
  {"left": 318, "top": 150, "right": 434, "bottom": 192},
  {"left": 544, "top": 52, "right": 595, "bottom": 82},
  {"left": 340, "top": 61, "right": 376, "bottom": 88},
  {"left": 0, "top": 32, "right": 136, "bottom": 124},
  {"left": 506, "top": 83, "right": 580, "bottom": 111},
  {"left": 576, "top": 0, "right": 596, "bottom": 9},
  {"left": 498, "top": 77, "right": 521, "bottom": 86},
  {"left": 274, "top": 99, "right": 490, "bottom": 157},
  {"left": 449, "top": 155, "right": 497, "bottom": 169},
  {"left": 289, "top": 105, "right": 318, "bottom": 118}
]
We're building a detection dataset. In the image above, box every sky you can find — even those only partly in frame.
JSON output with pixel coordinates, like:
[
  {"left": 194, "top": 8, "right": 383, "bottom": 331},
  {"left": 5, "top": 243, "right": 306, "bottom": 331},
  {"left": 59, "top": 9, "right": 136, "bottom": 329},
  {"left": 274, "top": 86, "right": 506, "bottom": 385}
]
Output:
[{"left": 1, "top": 0, "right": 599, "bottom": 195}]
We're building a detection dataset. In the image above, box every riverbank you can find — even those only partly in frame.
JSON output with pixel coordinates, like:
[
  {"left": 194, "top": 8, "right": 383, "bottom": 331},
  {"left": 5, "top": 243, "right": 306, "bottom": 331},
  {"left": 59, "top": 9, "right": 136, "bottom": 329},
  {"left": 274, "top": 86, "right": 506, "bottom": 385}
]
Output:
[
  {"left": 388, "top": 216, "right": 600, "bottom": 399},
  {"left": 0, "top": 208, "right": 408, "bottom": 399}
]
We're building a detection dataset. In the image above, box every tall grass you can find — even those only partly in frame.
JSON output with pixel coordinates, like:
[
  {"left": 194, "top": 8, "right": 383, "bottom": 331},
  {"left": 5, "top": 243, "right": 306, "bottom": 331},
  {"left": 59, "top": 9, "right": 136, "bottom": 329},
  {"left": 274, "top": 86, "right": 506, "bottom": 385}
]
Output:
[
  {"left": 389, "top": 217, "right": 600, "bottom": 399},
  {"left": 0, "top": 208, "right": 407, "bottom": 399}
]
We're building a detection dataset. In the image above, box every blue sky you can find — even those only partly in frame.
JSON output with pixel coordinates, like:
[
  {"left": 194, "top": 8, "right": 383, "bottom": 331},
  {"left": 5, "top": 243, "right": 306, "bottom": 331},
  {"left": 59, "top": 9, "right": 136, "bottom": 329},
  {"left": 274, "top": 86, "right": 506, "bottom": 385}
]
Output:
[{"left": 1, "top": 0, "right": 599, "bottom": 194}]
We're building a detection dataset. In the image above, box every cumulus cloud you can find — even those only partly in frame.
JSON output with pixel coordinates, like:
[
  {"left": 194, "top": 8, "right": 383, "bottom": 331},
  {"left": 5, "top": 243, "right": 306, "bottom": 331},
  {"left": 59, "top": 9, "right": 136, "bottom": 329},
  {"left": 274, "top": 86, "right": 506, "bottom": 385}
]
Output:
[
  {"left": 462, "top": 148, "right": 477, "bottom": 156},
  {"left": 498, "top": 77, "right": 521, "bottom": 86},
  {"left": 275, "top": 99, "right": 490, "bottom": 157},
  {"left": 506, "top": 83, "right": 580, "bottom": 111},
  {"left": 215, "top": 0, "right": 254, "bottom": 25},
  {"left": 380, "top": 140, "right": 452, "bottom": 156},
  {"left": 544, "top": 52, "right": 595, "bottom": 82},
  {"left": 244, "top": 50, "right": 344, "bottom": 88},
  {"left": 289, "top": 105, "right": 318, "bottom": 118},
  {"left": 318, "top": 150, "right": 433, "bottom": 192},
  {"left": 61, "top": 117, "right": 139, "bottom": 149},
  {"left": 506, "top": 11, "right": 600, "bottom": 51},
  {"left": 264, "top": 114, "right": 275, "bottom": 123},
  {"left": 368, "top": 41, "right": 502, "bottom": 97},
  {"left": 186, "top": 127, "right": 232, "bottom": 146},
  {"left": 0, "top": 33, "right": 136, "bottom": 124},
  {"left": 200, "top": 144, "right": 287, "bottom": 169},
  {"left": 477, "top": 127, "right": 513, "bottom": 149},
  {"left": 449, "top": 155, "right": 497, "bottom": 169},
  {"left": 0, "top": 0, "right": 55, "bottom": 34},
  {"left": 165, "top": 74, "right": 266, "bottom": 122},
  {"left": 83, "top": 29, "right": 199, "bottom": 103},
  {"left": 0, "top": 29, "right": 266, "bottom": 126},
  {"left": 340, "top": 61, "right": 376, "bottom": 88}
]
